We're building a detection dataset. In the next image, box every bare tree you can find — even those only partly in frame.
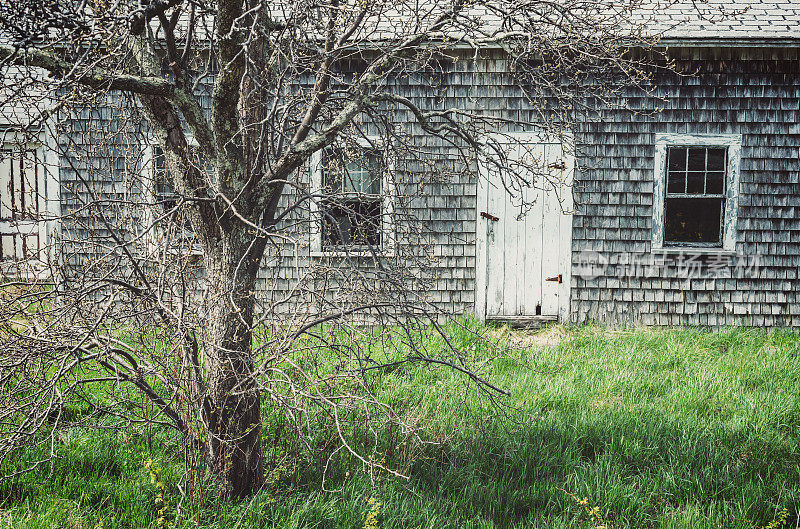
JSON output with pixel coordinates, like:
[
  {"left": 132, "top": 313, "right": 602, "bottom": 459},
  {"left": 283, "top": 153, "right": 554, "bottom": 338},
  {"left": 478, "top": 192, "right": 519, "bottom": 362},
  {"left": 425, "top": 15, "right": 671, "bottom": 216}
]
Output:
[{"left": 0, "top": 0, "right": 662, "bottom": 497}]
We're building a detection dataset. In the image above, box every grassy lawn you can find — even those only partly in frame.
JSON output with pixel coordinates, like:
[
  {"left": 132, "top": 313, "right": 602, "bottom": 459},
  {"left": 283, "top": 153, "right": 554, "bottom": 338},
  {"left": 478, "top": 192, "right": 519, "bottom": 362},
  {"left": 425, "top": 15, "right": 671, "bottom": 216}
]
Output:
[{"left": 1, "top": 323, "right": 799, "bottom": 528}]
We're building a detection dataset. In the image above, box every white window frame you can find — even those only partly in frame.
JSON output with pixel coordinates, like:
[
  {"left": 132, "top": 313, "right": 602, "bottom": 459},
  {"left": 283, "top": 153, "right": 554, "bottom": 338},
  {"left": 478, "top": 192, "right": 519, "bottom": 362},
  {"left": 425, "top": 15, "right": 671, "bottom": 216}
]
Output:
[
  {"left": 652, "top": 133, "right": 741, "bottom": 253},
  {"left": 0, "top": 126, "right": 58, "bottom": 276},
  {"left": 309, "top": 138, "right": 396, "bottom": 257},
  {"left": 143, "top": 138, "right": 204, "bottom": 257}
]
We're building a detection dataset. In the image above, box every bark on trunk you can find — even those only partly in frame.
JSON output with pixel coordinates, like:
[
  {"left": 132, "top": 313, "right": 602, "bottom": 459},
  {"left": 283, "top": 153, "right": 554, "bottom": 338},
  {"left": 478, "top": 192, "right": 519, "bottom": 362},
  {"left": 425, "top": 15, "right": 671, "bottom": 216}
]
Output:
[{"left": 203, "top": 239, "right": 264, "bottom": 498}]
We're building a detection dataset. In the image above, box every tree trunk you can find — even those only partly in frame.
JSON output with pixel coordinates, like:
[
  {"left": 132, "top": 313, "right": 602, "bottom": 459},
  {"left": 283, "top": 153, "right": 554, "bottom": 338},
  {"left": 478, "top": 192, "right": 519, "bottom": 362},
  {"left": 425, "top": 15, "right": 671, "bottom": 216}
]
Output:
[{"left": 203, "top": 237, "right": 264, "bottom": 498}]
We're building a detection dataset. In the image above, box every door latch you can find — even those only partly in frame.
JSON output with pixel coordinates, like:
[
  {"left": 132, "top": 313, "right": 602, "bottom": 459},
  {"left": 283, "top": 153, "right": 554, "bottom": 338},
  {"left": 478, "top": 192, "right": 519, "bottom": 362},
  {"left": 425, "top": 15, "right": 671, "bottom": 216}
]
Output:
[
  {"left": 480, "top": 211, "right": 499, "bottom": 222},
  {"left": 545, "top": 274, "right": 562, "bottom": 284}
]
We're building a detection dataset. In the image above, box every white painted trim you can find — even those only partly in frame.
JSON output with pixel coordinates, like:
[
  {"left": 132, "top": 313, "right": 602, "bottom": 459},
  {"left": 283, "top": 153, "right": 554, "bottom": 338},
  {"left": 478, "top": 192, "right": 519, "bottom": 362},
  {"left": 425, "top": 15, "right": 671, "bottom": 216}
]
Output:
[
  {"left": 0, "top": 126, "right": 53, "bottom": 275},
  {"left": 43, "top": 116, "right": 61, "bottom": 271},
  {"left": 652, "top": 133, "right": 742, "bottom": 253},
  {"left": 474, "top": 159, "right": 489, "bottom": 320},
  {"left": 309, "top": 137, "right": 396, "bottom": 257},
  {"left": 557, "top": 150, "right": 575, "bottom": 324}
]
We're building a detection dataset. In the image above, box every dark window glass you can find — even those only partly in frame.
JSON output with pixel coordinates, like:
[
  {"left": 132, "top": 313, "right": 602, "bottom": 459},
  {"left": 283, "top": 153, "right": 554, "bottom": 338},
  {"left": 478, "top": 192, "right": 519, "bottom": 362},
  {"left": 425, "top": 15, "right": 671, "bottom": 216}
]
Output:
[
  {"left": 320, "top": 149, "right": 383, "bottom": 249},
  {"left": 667, "top": 147, "right": 686, "bottom": 172},
  {"left": 667, "top": 148, "right": 685, "bottom": 193},
  {"left": 707, "top": 148, "right": 726, "bottom": 172},
  {"left": 686, "top": 172, "right": 705, "bottom": 194},
  {"left": 322, "top": 200, "right": 382, "bottom": 247},
  {"left": 706, "top": 171, "right": 724, "bottom": 194},
  {"left": 664, "top": 198, "right": 723, "bottom": 244},
  {"left": 153, "top": 149, "right": 177, "bottom": 210},
  {"left": 663, "top": 146, "right": 728, "bottom": 246},
  {"left": 687, "top": 148, "right": 706, "bottom": 171}
]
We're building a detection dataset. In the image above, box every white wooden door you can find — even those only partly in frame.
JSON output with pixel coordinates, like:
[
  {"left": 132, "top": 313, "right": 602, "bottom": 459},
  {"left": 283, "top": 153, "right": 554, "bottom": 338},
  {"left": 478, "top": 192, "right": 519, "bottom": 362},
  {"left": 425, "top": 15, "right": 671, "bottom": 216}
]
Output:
[{"left": 475, "top": 138, "right": 573, "bottom": 320}]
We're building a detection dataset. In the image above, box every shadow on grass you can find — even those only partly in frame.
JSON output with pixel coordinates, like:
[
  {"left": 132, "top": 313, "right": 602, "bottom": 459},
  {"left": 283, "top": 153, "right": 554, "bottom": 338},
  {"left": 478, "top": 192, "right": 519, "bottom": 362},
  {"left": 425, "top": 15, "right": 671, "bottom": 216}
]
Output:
[
  {"left": 1, "top": 409, "right": 798, "bottom": 529},
  {"left": 377, "top": 412, "right": 800, "bottom": 528}
]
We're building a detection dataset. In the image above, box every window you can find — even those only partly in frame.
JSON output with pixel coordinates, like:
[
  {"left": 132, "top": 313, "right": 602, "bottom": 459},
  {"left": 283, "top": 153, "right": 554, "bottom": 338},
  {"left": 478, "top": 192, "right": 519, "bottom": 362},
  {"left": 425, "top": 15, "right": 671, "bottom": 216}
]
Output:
[
  {"left": 0, "top": 132, "right": 46, "bottom": 263},
  {"left": 310, "top": 144, "right": 393, "bottom": 254},
  {"left": 652, "top": 134, "right": 741, "bottom": 252},
  {"left": 152, "top": 146, "right": 182, "bottom": 213},
  {"left": 147, "top": 144, "right": 202, "bottom": 255}
]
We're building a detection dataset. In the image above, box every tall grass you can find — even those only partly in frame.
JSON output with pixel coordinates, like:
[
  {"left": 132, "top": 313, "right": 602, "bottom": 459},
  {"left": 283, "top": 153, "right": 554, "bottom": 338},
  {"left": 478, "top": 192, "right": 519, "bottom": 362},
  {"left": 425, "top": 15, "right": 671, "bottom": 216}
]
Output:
[{"left": 1, "top": 323, "right": 799, "bottom": 528}]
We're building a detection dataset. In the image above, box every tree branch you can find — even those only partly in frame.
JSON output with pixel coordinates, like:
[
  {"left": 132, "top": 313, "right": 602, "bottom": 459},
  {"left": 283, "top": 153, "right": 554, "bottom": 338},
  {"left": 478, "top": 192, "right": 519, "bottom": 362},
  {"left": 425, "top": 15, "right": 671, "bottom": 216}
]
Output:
[
  {"left": 129, "top": 0, "right": 184, "bottom": 36},
  {"left": 0, "top": 45, "right": 176, "bottom": 97}
]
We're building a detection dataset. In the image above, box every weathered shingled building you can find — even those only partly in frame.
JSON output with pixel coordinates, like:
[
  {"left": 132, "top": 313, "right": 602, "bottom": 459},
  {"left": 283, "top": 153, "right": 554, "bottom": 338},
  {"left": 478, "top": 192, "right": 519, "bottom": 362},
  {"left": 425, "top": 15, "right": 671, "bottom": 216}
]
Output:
[{"left": 2, "top": 1, "right": 799, "bottom": 327}]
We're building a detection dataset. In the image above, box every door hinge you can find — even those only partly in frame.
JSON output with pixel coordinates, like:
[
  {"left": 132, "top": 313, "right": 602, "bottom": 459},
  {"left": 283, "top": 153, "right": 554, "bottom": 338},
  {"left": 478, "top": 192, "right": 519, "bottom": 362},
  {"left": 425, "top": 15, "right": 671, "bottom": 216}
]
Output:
[
  {"left": 480, "top": 211, "right": 499, "bottom": 222},
  {"left": 545, "top": 274, "right": 562, "bottom": 284}
]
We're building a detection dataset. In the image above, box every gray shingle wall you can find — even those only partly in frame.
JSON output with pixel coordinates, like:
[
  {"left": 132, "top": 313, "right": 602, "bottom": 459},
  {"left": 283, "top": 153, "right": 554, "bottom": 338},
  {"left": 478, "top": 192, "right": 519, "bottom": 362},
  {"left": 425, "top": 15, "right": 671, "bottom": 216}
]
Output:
[
  {"left": 571, "top": 47, "right": 800, "bottom": 326},
  {"left": 53, "top": 46, "right": 800, "bottom": 327},
  {"left": 56, "top": 93, "right": 147, "bottom": 274},
  {"left": 257, "top": 51, "right": 553, "bottom": 318}
]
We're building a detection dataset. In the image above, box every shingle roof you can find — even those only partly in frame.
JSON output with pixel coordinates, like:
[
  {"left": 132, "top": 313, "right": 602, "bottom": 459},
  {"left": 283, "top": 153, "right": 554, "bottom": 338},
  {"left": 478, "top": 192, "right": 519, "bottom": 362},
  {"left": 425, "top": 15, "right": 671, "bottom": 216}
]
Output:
[{"left": 642, "top": 0, "right": 800, "bottom": 43}]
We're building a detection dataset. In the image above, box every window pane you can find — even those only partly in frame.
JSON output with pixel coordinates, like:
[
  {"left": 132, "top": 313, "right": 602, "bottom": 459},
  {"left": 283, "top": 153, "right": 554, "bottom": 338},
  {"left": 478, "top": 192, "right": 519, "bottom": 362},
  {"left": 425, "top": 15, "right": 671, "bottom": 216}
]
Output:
[
  {"left": 707, "top": 148, "right": 726, "bottom": 172},
  {"left": 153, "top": 147, "right": 177, "bottom": 200},
  {"left": 667, "top": 170, "right": 685, "bottom": 194},
  {"left": 324, "top": 150, "right": 382, "bottom": 195},
  {"left": 686, "top": 171, "right": 705, "bottom": 194},
  {"left": 322, "top": 199, "right": 381, "bottom": 248},
  {"left": 364, "top": 155, "right": 382, "bottom": 194},
  {"left": 706, "top": 171, "right": 724, "bottom": 194},
  {"left": 320, "top": 148, "right": 383, "bottom": 249},
  {"left": 667, "top": 147, "right": 686, "bottom": 172},
  {"left": 687, "top": 148, "right": 706, "bottom": 172},
  {"left": 151, "top": 146, "right": 196, "bottom": 241},
  {"left": 664, "top": 197, "right": 723, "bottom": 245}
]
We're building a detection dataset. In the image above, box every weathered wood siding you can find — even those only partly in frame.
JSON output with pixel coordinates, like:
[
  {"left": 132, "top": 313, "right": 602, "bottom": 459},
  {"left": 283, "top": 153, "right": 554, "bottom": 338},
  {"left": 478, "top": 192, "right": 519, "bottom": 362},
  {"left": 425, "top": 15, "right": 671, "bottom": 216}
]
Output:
[
  {"left": 256, "top": 51, "right": 553, "bottom": 318},
  {"left": 51, "top": 46, "right": 800, "bottom": 327},
  {"left": 572, "top": 47, "right": 800, "bottom": 326}
]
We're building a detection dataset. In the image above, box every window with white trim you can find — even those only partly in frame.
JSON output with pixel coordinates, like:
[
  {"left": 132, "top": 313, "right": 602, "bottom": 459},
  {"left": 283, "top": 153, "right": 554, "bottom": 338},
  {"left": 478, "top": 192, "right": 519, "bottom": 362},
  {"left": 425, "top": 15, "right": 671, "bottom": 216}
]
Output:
[
  {"left": 0, "top": 130, "right": 46, "bottom": 263},
  {"left": 652, "top": 134, "right": 741, "bottom": 251},
  {"left": 310, "top": 143, "right": 393, "bottom": 254}
]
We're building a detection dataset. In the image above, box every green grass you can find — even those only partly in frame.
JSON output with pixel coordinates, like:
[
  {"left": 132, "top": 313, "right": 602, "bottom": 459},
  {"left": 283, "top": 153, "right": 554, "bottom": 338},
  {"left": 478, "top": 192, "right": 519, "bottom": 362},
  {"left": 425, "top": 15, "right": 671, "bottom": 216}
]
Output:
[{"left": 2, "top": 323, "right": 799, "bottom": 528}]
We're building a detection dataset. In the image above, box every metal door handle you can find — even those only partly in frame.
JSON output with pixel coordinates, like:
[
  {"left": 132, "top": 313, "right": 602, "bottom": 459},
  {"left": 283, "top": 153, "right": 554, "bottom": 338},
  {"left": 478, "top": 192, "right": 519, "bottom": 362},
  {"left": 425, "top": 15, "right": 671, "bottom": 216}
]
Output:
[{"left": 545, "top": 274, "right": 562, "bottom": 283}]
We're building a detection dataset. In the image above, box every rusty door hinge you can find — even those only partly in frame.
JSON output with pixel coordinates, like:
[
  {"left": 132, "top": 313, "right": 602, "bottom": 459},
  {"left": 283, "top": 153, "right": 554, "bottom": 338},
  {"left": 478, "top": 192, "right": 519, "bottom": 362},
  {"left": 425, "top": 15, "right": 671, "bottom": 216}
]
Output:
[
  {"left": 545, "top": 274, "right": 562, "bottom": 284},
  {"left": 480, "top": 211, "right": 499, "bottom": 222}
]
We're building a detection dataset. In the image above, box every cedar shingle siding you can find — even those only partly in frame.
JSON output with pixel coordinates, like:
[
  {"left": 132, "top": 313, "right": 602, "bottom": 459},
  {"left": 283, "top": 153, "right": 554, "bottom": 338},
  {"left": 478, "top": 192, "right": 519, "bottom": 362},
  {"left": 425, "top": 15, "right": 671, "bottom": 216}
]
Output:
[
  {"left": 572, "top": 47, "right": 800, "bottom": 326},
  {"left": 51, "top": 45, "right": 800, "bottom": 327}
]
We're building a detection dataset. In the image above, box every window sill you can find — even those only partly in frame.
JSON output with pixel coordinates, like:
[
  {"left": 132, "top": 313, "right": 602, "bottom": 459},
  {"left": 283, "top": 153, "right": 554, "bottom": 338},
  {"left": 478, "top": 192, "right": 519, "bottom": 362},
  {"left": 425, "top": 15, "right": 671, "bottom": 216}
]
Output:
[{"left": 653, "top": 247, "right": 735, "bottom": 256}]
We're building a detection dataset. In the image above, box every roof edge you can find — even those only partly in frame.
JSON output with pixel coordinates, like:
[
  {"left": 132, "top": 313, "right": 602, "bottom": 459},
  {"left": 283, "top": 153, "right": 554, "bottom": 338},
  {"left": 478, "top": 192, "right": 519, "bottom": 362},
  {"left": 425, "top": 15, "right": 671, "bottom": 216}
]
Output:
[{"left": 656, "top": 37, "right": 800, "bottom": 48}]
